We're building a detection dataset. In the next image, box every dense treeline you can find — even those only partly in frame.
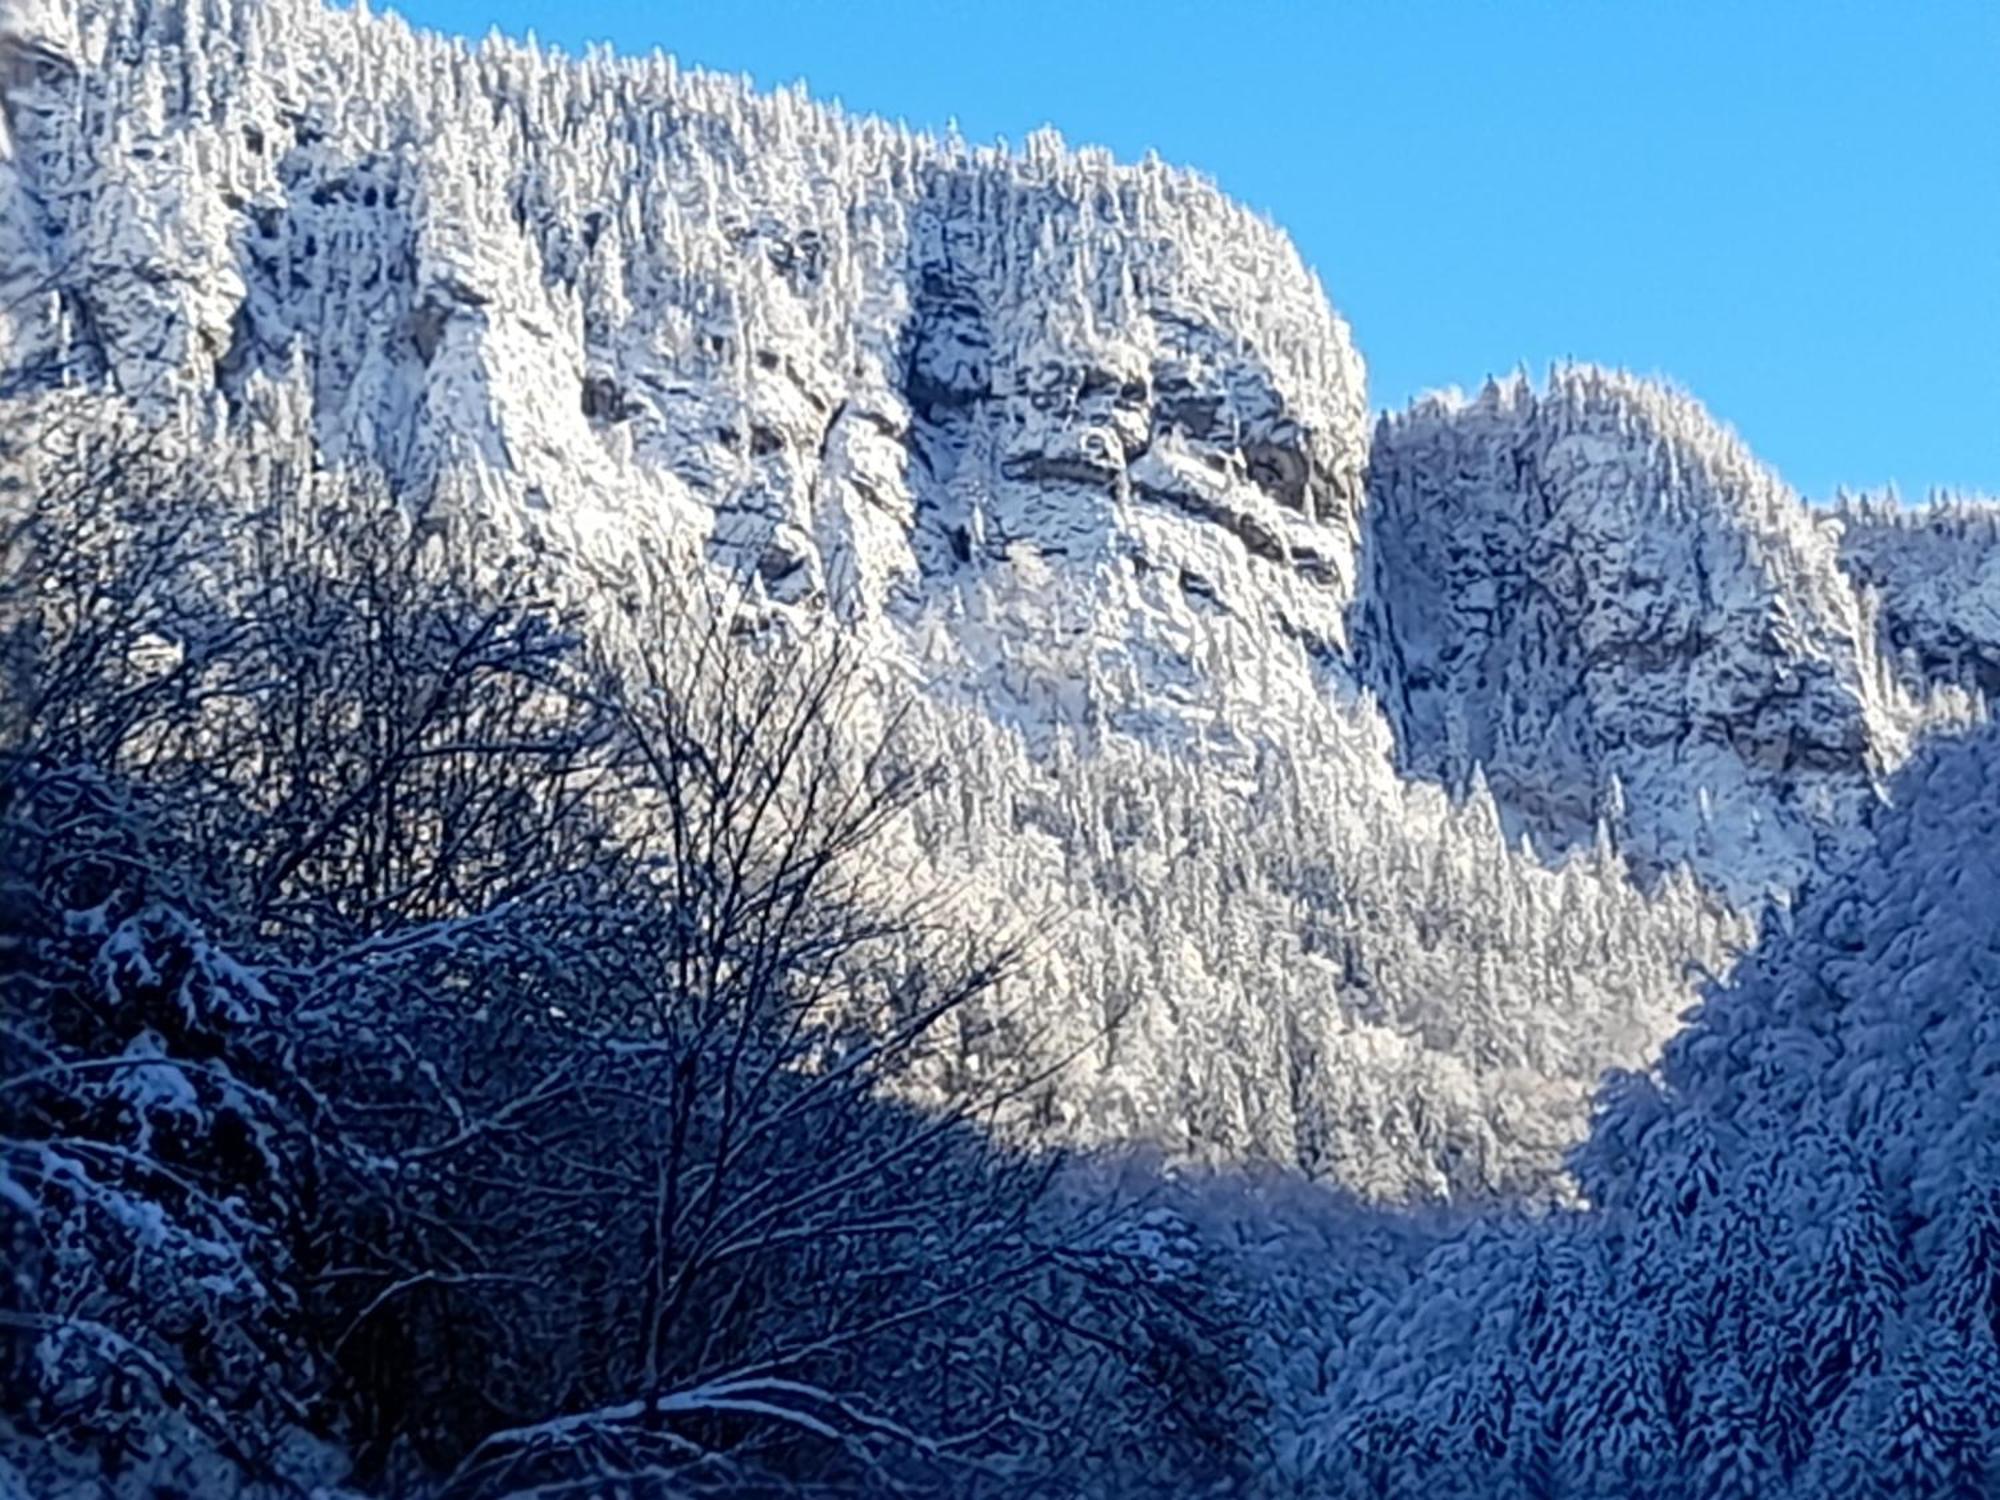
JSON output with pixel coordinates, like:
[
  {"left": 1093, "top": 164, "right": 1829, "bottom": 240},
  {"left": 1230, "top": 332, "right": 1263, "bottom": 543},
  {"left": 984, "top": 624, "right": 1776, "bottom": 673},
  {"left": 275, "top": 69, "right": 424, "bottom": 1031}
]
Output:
[
  {"left": 1314, "top": 725, "right": 2000, "bottom": 1497},
  {"left": 0, "top": 430, "right": 1262, "bottom": 1497}
]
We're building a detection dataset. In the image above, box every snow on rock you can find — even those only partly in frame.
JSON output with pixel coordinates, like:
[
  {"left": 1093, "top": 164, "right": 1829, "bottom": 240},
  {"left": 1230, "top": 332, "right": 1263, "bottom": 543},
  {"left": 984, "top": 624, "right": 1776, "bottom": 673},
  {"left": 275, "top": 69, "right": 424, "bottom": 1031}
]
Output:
[
  {"left": 1358, "top": 369, "right": 1977, "bottom": 903},
  {"left": 1835, "top": 491, "right": 2000, "bottom": 706}
]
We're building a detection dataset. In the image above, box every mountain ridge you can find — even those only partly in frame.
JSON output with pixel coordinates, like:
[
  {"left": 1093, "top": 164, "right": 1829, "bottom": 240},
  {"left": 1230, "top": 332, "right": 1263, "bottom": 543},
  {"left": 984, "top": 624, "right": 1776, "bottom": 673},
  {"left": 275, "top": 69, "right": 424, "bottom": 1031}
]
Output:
[{"left": 4, "top": 0, "right": 1996, "bottom": 1202}]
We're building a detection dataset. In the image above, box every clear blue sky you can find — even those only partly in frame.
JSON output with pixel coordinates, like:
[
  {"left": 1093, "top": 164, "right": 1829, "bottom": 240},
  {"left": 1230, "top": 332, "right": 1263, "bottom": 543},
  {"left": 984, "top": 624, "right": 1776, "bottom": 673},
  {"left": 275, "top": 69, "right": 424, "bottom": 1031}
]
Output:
[{"left": 383, "top": 0, "right": 1995, "bottom": 500}]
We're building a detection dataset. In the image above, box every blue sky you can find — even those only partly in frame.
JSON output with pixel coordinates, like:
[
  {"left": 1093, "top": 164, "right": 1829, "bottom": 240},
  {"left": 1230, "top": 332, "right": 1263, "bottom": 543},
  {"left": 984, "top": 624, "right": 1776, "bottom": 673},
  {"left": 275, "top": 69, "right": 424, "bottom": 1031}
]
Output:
[{"left": 384, "top": 0, "right": 1995, "bottom": 500}]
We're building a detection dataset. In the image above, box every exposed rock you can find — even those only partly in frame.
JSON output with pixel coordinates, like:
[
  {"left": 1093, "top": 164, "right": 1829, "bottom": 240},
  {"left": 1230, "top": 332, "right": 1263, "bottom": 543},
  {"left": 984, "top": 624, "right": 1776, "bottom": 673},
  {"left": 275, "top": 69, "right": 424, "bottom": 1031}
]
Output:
[
  {"left": 1835, "top": 493, "right": 2000, "bottom": 703},
  {"left": 1355, "top": 370, "right": 1974, "bottom": 902}
]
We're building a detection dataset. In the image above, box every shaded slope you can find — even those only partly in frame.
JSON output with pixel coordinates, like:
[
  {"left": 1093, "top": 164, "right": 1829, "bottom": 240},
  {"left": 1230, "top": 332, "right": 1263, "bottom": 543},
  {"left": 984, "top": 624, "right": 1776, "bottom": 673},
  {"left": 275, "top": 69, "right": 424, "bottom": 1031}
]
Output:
[{"left": 1321, "top": 718, "right": 2000, "bottom": 1494}]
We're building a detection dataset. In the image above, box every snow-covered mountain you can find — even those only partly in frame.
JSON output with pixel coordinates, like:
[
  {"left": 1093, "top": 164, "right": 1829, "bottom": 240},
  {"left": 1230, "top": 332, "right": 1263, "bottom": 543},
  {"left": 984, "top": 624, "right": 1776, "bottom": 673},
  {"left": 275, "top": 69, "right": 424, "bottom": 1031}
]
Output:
[{"left": 3, "top": 0, "right": 1994, "bottom": 1204}]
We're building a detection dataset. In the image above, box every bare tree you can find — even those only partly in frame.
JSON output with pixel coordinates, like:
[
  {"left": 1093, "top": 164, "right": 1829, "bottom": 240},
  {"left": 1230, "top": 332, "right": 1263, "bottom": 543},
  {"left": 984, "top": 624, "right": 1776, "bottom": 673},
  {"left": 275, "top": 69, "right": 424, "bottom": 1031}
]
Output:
[{"left": 4, "top": 425, "right": 1260, "bottom": 1498}]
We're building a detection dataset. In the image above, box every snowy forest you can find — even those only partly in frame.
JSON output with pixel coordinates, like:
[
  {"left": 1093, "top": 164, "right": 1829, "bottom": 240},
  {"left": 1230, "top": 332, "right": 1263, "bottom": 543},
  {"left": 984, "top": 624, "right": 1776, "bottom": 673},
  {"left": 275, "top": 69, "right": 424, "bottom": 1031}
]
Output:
[{"left": 5, "top": 0, "right": 2000, "bottom": 1495}]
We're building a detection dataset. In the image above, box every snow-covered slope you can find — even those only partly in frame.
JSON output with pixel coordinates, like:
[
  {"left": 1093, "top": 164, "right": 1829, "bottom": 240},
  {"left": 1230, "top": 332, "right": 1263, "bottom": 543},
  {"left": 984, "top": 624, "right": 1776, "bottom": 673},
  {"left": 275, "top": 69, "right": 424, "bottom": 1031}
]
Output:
[{"left": 2, "top": 0, "right": 1990, "bottom": 1201}]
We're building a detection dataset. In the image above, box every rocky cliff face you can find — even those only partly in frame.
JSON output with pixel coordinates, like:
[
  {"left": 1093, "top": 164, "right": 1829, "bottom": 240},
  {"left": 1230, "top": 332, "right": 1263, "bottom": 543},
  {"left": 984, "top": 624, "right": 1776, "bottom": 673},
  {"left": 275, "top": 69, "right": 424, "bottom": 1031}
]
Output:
[
  {"left": 3, "top": 0, "right": 1992, "bottom": 1201},
  {"left": 0, "top": 0, "right": 1365, "bottom": 626},
  {"left": 1356, "top": 370, "right": 1969, "bottom": 904},
  {"left": 1836, "top": 495, "right": 2000, "bottom": 705}
]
